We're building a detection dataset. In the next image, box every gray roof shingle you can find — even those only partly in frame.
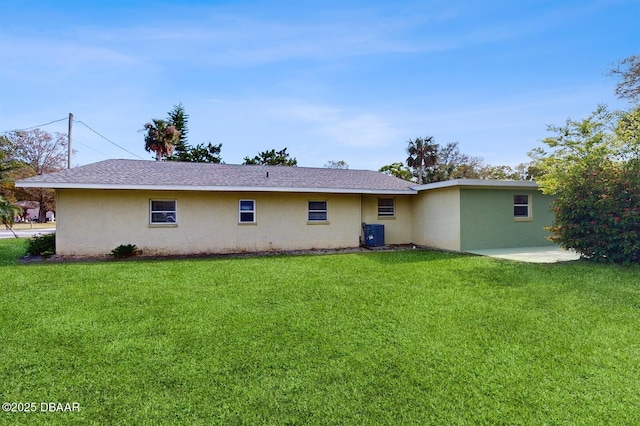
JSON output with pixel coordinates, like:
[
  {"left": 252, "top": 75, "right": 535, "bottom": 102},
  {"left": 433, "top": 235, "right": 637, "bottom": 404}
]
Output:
[{"left": 16, "top": 159, "right": 415, "bottom": 194}]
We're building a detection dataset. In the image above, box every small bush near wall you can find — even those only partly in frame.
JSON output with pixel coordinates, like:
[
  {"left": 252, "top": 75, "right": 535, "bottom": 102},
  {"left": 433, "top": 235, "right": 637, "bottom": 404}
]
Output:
[
  {"left": 27, "top": 233, "right": 56, "bottom": 257},
  {"left": 110, "top": 244, "right": 139, "bottom": 259}
]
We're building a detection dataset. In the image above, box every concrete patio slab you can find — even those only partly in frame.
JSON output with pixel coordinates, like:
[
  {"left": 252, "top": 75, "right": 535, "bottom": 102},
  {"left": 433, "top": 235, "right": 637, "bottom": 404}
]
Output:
[{"left": 466, "top": 246, "right": 581, "bottom": 263}]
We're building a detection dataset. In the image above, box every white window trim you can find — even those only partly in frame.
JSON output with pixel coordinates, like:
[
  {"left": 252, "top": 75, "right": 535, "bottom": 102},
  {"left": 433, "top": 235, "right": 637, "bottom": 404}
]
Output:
[
  {"left": 238, "top": 199, "right": 256, "bottom": 224},
  {"left": 308, "top": 200, "right": 329, "bottom": 223},
  {"left": 149, "top": 199, "right": 177, "bottom": 226},
  {"left": 514, "top": 194, "right": 532, "bottom": 221},
  {"left": 377, "top": 198, "right": 396, "bottom": 218}
]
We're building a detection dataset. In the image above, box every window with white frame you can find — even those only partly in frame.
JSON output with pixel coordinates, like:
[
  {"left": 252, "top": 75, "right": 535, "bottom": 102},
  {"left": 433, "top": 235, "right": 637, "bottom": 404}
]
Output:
[
  {"left": 377, "top": 198, "right": 395, "bottom": 217},
  {"left": 513, "top": 194, "right": 530, "bottom": 218},
  {"left": 308, "top": 201, "right": 328, "bottom": 222},
  {"left": 239, "top": 199, "right": 256, "bottom": 223},
  {"left": 150, "top": 200, "right": 177, "bottom": 224}
]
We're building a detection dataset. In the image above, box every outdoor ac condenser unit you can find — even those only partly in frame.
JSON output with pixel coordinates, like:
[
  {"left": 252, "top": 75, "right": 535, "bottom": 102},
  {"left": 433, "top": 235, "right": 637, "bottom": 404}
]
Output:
[{"left": 363, "top": 224, "right": 385, "bottom": 247}]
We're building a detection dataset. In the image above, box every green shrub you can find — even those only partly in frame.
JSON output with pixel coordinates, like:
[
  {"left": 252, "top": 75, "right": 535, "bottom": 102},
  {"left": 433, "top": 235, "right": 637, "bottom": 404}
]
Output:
[
  {"left": 549, "top": 159, "right": 640, "bottom": 264},
  {"left": 27, "top": 233, "right": 56, "bottom": 257},
  {"left": 110, "top": 244, "right": 139, "bottom": 259}
]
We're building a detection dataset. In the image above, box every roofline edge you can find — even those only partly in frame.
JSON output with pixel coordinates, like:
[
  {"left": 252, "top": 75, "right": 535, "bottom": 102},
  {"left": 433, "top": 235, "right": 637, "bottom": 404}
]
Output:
[
  {"left": 15, "top": 181, "right": 417, "bottom": 195},
  {"left": 411, "top": 179, "right": 540, "bottom": 191}
]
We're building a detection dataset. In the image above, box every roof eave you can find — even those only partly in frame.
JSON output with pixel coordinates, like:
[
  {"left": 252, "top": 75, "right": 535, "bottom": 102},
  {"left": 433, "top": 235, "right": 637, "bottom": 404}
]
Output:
[
  {"left": 412, "top": 179, "right": 540, "bottom": 191},
  {"left": 15, "top": 181, "right": 416, "bottom": 195}
]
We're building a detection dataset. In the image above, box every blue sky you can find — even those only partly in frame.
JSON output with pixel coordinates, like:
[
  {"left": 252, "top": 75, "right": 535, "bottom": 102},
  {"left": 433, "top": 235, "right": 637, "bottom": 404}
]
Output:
[{"left": 1, "top": 0, "right": 638, "bottom": 170}]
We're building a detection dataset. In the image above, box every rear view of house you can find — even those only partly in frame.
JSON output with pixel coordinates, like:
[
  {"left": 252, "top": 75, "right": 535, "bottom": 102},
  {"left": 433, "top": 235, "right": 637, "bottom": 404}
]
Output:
[{"left": 16, "top": 159, "right": 555, "bottom": 256}]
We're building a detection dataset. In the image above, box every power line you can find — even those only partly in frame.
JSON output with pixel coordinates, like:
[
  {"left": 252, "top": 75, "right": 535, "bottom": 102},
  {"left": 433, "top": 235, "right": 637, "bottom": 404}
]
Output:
[
  {"left": 75, "top": 140, "right": 109, "bottom": 157},
  {"left": 3, "top": 117, "right": 68, "bottom": 133},
  {"left": 4, "top": 115, "right": 145, "bottom": 161},
  {"left": 74, "top": 120, "right": 145, "bottom": 160}
]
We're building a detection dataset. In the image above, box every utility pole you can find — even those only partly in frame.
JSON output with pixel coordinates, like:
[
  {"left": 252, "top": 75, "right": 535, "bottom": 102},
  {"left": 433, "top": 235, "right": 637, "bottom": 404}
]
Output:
[{"left": 68, "top": 112, "right": 73, "bottom": 169}]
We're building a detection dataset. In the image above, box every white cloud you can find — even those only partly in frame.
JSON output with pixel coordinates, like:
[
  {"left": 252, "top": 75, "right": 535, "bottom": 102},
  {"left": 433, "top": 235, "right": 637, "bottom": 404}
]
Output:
[
  {"left": 264, "top": 99, "right": 400, "bottom": 147},
  {"left": 0, "top": 37, "right": 138, "bottom": 71},
  {"left": 320, "top": 114, "right": 399, "bottom": 148},
  {"left": 1, "top": 1, "right": 576, "bottom": 75},
  {"left": 34, "top": 4, "right": 467, "bottom": 68}
]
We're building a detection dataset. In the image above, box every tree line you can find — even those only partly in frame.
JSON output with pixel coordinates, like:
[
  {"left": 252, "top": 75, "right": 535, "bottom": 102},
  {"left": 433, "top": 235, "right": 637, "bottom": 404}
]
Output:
[
  {"left": 379, "top": 139, "right": 537, "bottom": 184},
  {"left": 144, "top": 104, "right": 536, "bottom": 179},
  {"left": 1, "top": 129, "right": 67, "bottom": 226},
  {"left": 142, "top": 103, "right": 298, "bottom": 166}
]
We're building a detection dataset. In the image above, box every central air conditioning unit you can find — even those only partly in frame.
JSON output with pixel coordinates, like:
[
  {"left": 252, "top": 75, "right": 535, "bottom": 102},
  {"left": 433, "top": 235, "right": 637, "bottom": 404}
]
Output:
[{"left": 362, "top": 223, "right": 385, "bottom": 248}]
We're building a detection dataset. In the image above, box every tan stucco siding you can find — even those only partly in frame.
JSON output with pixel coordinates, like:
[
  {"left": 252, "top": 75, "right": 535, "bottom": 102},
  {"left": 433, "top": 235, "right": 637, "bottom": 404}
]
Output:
[
  {"left": 56, "top": 189, "right": 362, "bottom": 256},
  {"left": 411, "top": 187, "right": 461, "bottom": 251},
  {"left": 360, "top": 195, "right": 413, "bottom": 245}
]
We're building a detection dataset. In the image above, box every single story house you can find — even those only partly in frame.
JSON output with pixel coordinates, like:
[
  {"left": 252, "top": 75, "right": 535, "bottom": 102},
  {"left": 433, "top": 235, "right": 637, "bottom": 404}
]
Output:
[
  {"left": 15, "top": 201, "right": 55, "bottom": 223},
  {"left": 16, "top": 159, "right": 556, "bottom": 256}
]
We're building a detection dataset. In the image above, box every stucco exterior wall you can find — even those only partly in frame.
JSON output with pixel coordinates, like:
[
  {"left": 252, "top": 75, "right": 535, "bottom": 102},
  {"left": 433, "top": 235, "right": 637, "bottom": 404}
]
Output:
[
  {"left": 56, "top": 189, "right": 363, "bottom": 256},
  {"left": 459, "top": 188, "right": 555, "bottom": 251},
  {"left": 360, "top": 195, "right": 413, "bottom": 245},
  {"left": 411, "top": 187, "right": 461, "bottom": 251},
  {"left": 54, "top": 185, "right": 556, "bottom": 256}
]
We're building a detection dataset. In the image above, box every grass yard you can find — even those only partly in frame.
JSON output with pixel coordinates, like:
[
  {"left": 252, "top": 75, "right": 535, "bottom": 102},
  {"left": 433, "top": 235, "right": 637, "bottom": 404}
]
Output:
[{"left": 1, "top": 239, "right": 640, "bottom": 425}]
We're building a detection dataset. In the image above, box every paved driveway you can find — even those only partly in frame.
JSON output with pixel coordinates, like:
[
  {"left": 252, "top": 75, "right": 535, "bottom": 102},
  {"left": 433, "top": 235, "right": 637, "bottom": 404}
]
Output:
[
  {"left": 0, "top": 228, "right": 55, "bottom": 239},
  {"left": 467, "top": 246, "right": 581, "bottom": 263}
]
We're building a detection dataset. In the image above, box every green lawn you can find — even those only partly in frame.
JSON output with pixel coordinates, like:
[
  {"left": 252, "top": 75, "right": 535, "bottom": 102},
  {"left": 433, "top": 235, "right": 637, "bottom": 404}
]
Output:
[{"left": 1, "top": 239, "right": 640, "bottom": 425}]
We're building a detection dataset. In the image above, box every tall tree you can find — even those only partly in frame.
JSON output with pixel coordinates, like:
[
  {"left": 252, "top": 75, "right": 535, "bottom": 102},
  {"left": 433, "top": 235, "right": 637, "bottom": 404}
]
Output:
[
  {"left": 610, "top": 55, "right": 640, "bottom": 104},
  {"left": 165, "top": 103, "right": 190, "bottom": 161},
  {"left": 164, "top": 104, "right": 223, "bottom": 163},
  {"left": 5, "top": 129, "right": 67, "bottom": 175},
  {"left": 143, "top": 119, "right": 181, "bottom": 161},
  {"left": 243, "top": 148, "right": 297, "bottom": 166},
  {"left": 396, "top": 139, "right": 525, "bottom": 183},
  {"left": 405, "top": 139, "right": 488, "bottom": 183},
  {"left": 529, "top": 105, "right": 618, "bottom": 194},
  {"left": 3, "top": 129, "right": 68, "bottom": 222},
  {"left": 406, "top": 136, "right": 437, "bottom": 184},
  {"left": 476, "top": 164, "right": 521, "bottom": 180},
  {"left": 529, "top": 104, "right": 640, "bottom": 263},
  {"left": 379, "top": 162, "right": 413, "bottom": 181},
  {"left": 181, "top": 142, "right": 223, "bottom": 163},
  {"left": 429, "top": 142, "right": 484, "bottom": 182},
  {"left": 514, "top": 162, "right": 541, "bottom": 181},
  {"left": 615, "top": 106, "right": 640, "bottom": 159},
  {"left": 1, "top": 165, "right": 35, "bottom": 203},
  {"left": 168, "top": 103, "right": 189, "bottom": 152},
  {"left": 0, "top": 136, "right": 18, "bottom": 184},
  {"left": 325, "top": 160, "right": 349, "bottom": 169}
]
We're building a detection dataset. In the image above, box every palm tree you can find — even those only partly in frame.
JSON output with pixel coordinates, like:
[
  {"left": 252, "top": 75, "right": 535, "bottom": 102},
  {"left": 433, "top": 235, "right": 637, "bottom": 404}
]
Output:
[
  {"left": 0, "top": 196, "right": 22, "bottom": 238},
  {"left": 143, "top": 119, "right": 181, "bottom": 161},
  {"left": 406, "top": 136, "right": 438, "bottom": 184}
]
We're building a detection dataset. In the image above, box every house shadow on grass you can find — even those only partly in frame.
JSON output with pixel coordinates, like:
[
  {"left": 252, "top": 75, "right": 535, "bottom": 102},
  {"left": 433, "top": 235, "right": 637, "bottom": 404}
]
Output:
[{"left": 19, "top": 244, "right": 462, "bottom": 265}]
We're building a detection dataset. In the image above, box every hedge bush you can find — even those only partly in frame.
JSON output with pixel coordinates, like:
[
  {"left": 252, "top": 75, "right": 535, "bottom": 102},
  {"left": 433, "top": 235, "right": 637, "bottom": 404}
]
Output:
[
  {"left": 27, "top": 233, "right": 56, "bottom": 257},
  {"left": 549, "top": 160, "right": 640, "bottom": 264},
  {"left": 110, "top": 244, "right": 139, "bottom": 259}
]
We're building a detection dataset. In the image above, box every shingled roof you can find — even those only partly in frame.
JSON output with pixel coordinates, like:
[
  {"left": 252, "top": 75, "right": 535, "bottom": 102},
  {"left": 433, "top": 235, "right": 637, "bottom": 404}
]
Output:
[{"left": 16, "top": 159, "right": 416, "bottom": 194}]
